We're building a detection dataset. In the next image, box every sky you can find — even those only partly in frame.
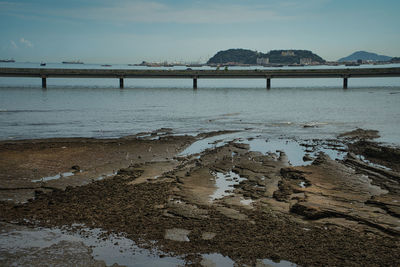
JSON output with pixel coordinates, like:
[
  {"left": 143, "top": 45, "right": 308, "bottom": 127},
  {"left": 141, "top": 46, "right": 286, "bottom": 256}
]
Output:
[{"left": 0, "top": 0, "right": 399, "bottom": 63}]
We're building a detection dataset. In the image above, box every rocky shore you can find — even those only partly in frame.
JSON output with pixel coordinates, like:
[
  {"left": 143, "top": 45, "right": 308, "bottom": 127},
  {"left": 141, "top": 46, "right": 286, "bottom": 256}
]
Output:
[{"left": 0, "top": 129, "right": 399, "bottom": 266}]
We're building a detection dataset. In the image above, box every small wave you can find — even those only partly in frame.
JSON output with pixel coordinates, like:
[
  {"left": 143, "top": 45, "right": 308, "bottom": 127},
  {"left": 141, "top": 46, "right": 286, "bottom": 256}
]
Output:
[
  {"left": 220, "top": 112, "right": 241, "bottom": 117},
  {"left": 27, "top": 122, "right": 69, "bottom": 126}
]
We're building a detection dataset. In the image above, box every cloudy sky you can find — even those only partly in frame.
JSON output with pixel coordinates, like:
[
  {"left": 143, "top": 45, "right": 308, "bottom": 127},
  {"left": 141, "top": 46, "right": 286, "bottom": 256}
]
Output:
[{"left": 1, "top": 0, "right": 399, "bottom": 63}]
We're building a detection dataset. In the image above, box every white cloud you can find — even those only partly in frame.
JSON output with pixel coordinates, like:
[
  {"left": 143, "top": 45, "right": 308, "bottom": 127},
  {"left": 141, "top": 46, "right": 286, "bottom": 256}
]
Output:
[
  {"left": 10, "top": 40, "right": 17, "bottom": 49},
  {"left": 20, "top": 37, "right": 33, "bottom": 47}
]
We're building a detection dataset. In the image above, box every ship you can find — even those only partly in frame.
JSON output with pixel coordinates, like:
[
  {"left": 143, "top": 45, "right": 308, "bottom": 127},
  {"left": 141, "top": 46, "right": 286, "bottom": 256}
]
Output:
[
  {"left": 62, "top": 61, "right": 84, "bottom": 64},
  {"left": 0, "top": 59, "right": 15, "bottom": 63}
]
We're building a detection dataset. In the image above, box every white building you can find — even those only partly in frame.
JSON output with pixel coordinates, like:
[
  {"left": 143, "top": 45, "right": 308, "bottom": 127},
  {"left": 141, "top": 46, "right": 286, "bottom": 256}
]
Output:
[
  {"left": 256, "top": 58, "right": 269, "bottom": 65},
  {"left": 300, "top": 58, "right": 312, "bottom": 65}
]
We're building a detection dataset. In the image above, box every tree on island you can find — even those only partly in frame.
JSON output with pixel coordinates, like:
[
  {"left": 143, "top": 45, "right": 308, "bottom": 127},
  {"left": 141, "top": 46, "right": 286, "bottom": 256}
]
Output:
[{"left": 206, "top": 49, "right": 263, "bottom": 65}]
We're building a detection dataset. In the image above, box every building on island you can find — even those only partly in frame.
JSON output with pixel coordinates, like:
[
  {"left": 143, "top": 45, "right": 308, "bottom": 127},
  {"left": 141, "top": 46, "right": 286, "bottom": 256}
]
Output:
[
  {"left": 300, "top": 58, "right": 312, "bottom": 65},
  {"left": 281, "top": 51, "right": 295, "bottom": 56},
  {"left": 256, "top": 58, "right": 269, "bottom": 65}
]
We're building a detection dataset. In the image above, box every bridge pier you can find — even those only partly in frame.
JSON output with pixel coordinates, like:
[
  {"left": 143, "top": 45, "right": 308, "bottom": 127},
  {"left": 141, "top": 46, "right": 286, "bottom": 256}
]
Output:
[
  {"left": 119, "top": 78, "right": 124, "bottom": 89},
  {"left": 266, "top": 77, "right": 271, "bottom": 90},
  {"left": 41, "top": 76, "right": 47, "bottom": 89},
  {"left": 193, "top": 77, "right": 198, "bottom": 89},
  {"left": 343, "top": 77, "right": 348, "bottom": 89}
]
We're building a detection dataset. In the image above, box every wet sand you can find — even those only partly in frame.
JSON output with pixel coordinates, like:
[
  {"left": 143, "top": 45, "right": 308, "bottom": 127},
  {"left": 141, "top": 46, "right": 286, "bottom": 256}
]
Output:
[{"left": 0, "top": 129, "right": 399, "bottom": 266}]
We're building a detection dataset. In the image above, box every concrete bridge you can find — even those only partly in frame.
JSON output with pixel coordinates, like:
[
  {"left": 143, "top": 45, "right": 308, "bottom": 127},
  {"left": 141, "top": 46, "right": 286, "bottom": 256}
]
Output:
[{"left": 1, "top": 67, "right": 399, "bottom": 89}]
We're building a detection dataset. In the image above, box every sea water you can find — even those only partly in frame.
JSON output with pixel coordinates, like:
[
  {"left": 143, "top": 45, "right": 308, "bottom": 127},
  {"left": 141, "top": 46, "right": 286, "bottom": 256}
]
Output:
[{"left": 1, "top": 63, "right": 400, "bottom": 145}]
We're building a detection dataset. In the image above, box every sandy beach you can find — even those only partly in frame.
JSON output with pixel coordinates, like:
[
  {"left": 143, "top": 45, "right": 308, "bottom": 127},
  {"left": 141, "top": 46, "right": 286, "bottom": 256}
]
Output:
[{"left": 0, "top": 129, "right": 399, "bottom": 266}]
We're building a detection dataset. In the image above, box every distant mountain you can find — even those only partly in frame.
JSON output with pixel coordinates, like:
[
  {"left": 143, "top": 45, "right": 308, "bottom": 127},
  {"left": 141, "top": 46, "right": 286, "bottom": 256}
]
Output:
[
  {"left": 207, "top": 49, "right": 325, "bottom": 65},
  {"left": 338, "top": 51, "right": 392, "bottom": 62},
  {"left": 390, "top": 57, "right": 400, "bottom": 63}
]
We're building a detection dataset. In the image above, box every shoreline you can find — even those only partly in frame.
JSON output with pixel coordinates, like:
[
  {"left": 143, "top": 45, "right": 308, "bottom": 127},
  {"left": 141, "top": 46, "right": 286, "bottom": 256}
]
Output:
[{"left": 0, "top": 129, "right": 399, "bottom": 266}]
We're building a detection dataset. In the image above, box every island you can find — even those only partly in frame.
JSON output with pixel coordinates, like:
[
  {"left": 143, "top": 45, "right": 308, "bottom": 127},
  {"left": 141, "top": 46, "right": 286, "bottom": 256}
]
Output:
[{"left": 207, "top": 48, "right": 325, "bottom": 66}]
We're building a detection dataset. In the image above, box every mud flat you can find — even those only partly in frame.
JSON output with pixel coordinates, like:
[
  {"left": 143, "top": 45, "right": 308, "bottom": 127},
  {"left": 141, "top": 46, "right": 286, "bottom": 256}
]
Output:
[{"left": 1, "top": 129, "right": 399, "bottom": 266}]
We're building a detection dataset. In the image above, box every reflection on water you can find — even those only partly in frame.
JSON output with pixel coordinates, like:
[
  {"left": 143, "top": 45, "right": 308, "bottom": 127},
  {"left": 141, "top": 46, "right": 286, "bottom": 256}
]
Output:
[{"left": 0, "top": 224, "right": 185, "bottom": 267}]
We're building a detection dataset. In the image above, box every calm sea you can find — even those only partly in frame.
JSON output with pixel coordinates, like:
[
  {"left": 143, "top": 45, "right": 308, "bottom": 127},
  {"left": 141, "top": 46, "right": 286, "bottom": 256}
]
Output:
[{"left": 1, "top": 62, "right": 400, "bottom": 145}]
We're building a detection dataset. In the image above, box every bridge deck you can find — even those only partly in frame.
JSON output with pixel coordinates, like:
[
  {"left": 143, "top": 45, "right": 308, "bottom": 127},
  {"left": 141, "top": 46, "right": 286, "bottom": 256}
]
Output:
[{"left": 1, "top": 67, "right": 399, "bottom": 88}]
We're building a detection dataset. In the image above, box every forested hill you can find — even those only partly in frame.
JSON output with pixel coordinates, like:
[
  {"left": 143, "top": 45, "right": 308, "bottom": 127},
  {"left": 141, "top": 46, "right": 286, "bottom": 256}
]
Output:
[
  {"left": 207, "top": 49, "right": 325, "bottom": 64},
  {"left": 207, "top": 49, "right": 262, "bottom": 65}
]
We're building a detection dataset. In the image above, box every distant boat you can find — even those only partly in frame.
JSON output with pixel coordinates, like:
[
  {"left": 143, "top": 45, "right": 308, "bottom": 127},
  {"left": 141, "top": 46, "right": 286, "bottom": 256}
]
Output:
[
  {"left": 0, "top": 59, "right": 15, "bottom": 63},
  {"left": 40, "top": 62, "right": 46, "bottom": 66},
  {"left": 101, "top": 64, "right": 112, "bottom": 67},
  {"left": 62, "top": 61, "right": 84, "bottom": 64}
]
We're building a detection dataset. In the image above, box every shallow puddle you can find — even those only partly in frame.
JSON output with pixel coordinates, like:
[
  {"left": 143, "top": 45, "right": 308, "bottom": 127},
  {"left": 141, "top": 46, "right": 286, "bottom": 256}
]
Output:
[
  {"left": 31, "top": 171, "right": 76, "bottom": 183},
  {"left": 299, "top": 181, "right": 307, "bottom": 188},
  {"left": 179, "top": 133, "right": 239, "bottom": 156},
  {"left": 357, "top": 155, "right": 392, "bottom": 170},
  {"left": 260, "top": 258, "right": 297, "bottom": 266},
  {"left": 245, "top": 138, "right": 346, "bottom": 166},
  {"left": 240, "top": 197, "right": 254, "bottom": 206},
  {"left": 201, "top": 253, "right": 235, "bottom": 266},
  {"left": 96, "top": 171, "right": 117, "bottom": 181},
  {"left": 359, "top": 174, "right": 389, "bottom": 195},
  {"left": 210, "top": 171, "right": 246, "bottom": 201},
  {"left": 199, "top": 253, "right": 297, "bottom": 267},
  {"left": 180, "top": 131, "right": 347, "bottom": 167},
  {"left": 313, "top": 142, "right": 347, "bottom": 161},
  {"left": 164, "top": 228, "right": 190, "bottom": 242},
  {"left": 0, "top": 223, "right": 185, "bottom": 267},
  {"left": 1, "top": 223, "right": 297, "bottom": 266}
]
